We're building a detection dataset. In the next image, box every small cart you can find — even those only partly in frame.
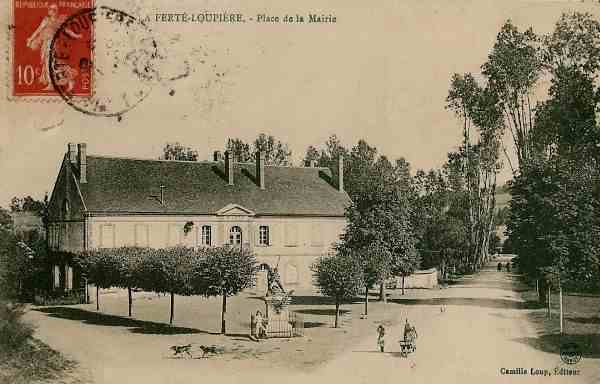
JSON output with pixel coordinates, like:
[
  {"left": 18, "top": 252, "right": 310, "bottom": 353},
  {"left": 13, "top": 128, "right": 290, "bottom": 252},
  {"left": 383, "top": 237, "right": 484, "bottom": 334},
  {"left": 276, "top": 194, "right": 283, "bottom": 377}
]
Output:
[{"left": 398, "top": 329, "right": 417, "bottom": 357}]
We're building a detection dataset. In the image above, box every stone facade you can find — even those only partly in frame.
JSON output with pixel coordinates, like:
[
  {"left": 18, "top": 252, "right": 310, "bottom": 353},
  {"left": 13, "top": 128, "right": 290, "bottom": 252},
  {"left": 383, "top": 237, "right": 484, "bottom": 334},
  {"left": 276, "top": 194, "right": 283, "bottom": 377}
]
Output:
[{"left": 47, "top": 143, "right": 349, "bottom": 291}]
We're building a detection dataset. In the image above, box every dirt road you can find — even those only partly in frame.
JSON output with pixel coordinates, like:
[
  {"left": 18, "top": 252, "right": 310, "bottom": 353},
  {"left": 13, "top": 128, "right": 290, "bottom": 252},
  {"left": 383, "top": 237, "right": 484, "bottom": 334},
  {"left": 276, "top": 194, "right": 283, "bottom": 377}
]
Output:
[
  {"left": 311, "top": 256, "right": 597, "bottom": 384},
  {"left": 25, "top": 257, "right": 598, "bottom": 383}
]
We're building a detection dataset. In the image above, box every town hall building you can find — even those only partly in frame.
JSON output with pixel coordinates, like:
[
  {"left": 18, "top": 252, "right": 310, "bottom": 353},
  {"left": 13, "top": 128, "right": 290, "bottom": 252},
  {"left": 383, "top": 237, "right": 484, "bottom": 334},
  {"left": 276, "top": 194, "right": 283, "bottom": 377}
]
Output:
[{"left": 47, "top": 143, "right": 350, "bottom": 292}]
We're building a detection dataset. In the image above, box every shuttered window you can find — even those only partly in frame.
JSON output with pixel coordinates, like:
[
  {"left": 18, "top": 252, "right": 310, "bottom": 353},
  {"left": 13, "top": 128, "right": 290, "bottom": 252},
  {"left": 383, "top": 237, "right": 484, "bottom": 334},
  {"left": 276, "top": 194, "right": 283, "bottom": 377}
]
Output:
[
  {"left": 311, "top": 223, "right": 324, "bottom": 246},
  {"left": 100, "top": 224, "right": 115, "bottom": 248},
  {"left": 284, "top": 223, "right": 298, "bottom": 247},
  {"left": 135, "top": 224, "right": 149, "bottom": 247}
]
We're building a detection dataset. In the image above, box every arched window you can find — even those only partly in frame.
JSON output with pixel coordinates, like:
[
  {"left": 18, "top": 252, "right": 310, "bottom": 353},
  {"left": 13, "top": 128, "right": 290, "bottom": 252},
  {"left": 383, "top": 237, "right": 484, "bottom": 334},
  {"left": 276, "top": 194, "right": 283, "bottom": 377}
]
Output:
[
  {"left": 229, "top": 226, "right": 242, "bottom": 245},
  {"left": 259, "top": 263, "right": 270, "bottom": 272}
]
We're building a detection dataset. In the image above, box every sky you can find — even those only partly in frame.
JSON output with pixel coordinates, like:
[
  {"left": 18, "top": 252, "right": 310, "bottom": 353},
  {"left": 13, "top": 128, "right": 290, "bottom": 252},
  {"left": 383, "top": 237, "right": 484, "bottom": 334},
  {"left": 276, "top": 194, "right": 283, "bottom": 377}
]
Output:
[{"left": 1, "top": 0, "right": 600, "bottom": 207}]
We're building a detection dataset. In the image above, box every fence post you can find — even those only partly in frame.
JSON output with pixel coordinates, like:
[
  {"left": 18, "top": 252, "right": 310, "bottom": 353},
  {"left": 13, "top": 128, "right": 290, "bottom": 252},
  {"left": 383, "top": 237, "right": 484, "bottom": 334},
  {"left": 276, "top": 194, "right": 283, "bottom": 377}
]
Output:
[{"left": 250, "top": 313, "right": 256, "bottom": 338}]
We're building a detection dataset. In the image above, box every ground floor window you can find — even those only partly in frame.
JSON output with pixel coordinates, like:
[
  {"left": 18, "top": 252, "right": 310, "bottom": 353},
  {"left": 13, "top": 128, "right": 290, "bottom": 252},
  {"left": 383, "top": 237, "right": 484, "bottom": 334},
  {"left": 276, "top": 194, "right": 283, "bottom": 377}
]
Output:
[{"left": 53, "top": 265, "right": 60, "bottom": 289}]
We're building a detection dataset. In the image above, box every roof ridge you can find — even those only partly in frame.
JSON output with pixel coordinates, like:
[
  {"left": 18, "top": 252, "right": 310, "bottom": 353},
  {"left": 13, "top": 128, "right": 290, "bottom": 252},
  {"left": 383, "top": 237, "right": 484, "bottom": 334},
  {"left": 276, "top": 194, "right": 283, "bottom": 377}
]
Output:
[
  {"left": 87, "top": 154, "right": 330, "bottom": 169},
  {"left": 87, "top": 154, "right": 217, "bottom": 164}
]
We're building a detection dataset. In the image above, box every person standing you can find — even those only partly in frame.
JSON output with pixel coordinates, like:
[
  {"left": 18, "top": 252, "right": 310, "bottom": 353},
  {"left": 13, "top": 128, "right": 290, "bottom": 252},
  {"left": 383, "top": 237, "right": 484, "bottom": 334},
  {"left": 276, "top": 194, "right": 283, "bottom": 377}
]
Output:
[
  {"left": 376, "top": 324, "right": 385, "bottom": 352},
  {"left": 255, "top": 310, "right": 266, "bottom": 339}
]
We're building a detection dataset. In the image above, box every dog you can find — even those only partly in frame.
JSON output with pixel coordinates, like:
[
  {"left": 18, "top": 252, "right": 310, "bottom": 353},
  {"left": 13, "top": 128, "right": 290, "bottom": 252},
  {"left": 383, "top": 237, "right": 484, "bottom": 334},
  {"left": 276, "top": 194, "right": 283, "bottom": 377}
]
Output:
[
  {"left": 170, "top": 344, "right": 193, "bottom": 358},
  {"left": 198, "top": 345, "right": 221, "bottom": 358}
]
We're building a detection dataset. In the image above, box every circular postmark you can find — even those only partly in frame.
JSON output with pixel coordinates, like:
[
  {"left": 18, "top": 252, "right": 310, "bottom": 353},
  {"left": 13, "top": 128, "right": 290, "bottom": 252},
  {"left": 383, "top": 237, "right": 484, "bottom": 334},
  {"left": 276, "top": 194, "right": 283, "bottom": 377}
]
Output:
[
  {"left": 560, "top": 342, "right": 582, "bottom": 365},
  {"left": 49, "top": 6, "right": 159, "bottom": 117}
]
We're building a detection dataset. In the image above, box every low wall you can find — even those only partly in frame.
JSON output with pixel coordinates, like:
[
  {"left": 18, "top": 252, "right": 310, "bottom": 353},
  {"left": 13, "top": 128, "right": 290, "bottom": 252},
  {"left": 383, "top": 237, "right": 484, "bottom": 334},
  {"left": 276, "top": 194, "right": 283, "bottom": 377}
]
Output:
[{"left": 389, "top": 268, "right": 438, "bottom": 289}]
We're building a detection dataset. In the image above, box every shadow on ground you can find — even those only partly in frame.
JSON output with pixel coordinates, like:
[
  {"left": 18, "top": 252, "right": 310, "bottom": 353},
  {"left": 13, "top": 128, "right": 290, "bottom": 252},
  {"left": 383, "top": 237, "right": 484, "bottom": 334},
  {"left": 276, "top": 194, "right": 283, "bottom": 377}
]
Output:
[
  {"left": 388, "top": 297, "right": 542, "bottom": 310},
  {"left": 513, "top": 334, "right": 600, "bottom": 359},
  {"left": 290, "top": 296, "right": 362, "bottom": 306},
  {"left": 34, "top": 307, "right": 216, "bottom": 335},
  {"left": 294, "top": 309, "right": 351, "bottom": 316}
]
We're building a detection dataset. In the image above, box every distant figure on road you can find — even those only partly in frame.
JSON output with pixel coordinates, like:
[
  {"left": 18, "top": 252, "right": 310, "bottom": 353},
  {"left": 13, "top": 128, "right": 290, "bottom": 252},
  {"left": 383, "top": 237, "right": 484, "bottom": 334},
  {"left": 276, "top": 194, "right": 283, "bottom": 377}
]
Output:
[
  {"left": 376, "top": 324, "right": 385, "bottom": 352},
  {"left": 505, "top": 262, "right": 511, "bottom": 273},
  {"left": 497, "top": 263, "right": 502, "bottom": 272}
]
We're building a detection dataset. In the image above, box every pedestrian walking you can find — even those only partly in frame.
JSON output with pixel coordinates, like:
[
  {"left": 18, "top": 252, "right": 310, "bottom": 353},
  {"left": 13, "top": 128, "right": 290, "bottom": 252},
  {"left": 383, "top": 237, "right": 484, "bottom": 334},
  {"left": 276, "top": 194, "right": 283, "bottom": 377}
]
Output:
[
  {"left": 497, "top": 262, "right": 502, "bottom": 272},
  {"left": 376, "top": 324, "right": 386, "bottom": 352}
]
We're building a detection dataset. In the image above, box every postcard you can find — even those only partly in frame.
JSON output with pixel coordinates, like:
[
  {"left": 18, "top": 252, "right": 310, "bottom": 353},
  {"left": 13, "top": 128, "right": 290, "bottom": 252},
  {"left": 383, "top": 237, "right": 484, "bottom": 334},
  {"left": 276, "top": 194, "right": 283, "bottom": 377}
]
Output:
[{"left": 1, "top": 1, "right": 599, "bottom": 383}]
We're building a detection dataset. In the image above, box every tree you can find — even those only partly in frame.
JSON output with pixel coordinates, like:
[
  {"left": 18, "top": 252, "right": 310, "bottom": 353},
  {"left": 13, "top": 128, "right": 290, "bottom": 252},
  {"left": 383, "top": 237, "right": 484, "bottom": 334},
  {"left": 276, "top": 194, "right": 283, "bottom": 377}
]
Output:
[
  {"left": 303, "top": 135, "right": 349, "bottom": 191},
  {"left": 224, "top": 134, "right": 292, "bottom": 165},
  {"left": 544, "top": 12, "right": 600, "bottom": 78},
  {"left": 343, "top": 243, "right": 391, "bottom": 316},
  {"left": 303, "top": 145, "right": 320, "bottom": 165},
  {"left": 311, "top": 254, "right": 363, "bottom": 328},
  {"left": 446, "top": 72, "right": 503, "bottom": 272},
  {"left": 0, "top": 207, "right": 12, "bottom": 229},
  {"left": 226, "top": 138, "right": 252, "bottom": 162},
  {"left": 253, "top": 133, "right": 292, "bottom": 165},
  {"left": 135, "top": 247, "right": 198, "bottom": 325},
  {"left": 481, "top": 20, "right": 542, "bottom": 170},
  {"left": 77, "top": 249, "right": 123, "bottom": 311},
  {"left": 160, "top": 142, "right": 199, "bottom": 161},
  {"left": 195, "top": 246, "right": 257, "bottom": 334},
  {"left": 332, "top": 140, "right": 420, "bottom": 298}
]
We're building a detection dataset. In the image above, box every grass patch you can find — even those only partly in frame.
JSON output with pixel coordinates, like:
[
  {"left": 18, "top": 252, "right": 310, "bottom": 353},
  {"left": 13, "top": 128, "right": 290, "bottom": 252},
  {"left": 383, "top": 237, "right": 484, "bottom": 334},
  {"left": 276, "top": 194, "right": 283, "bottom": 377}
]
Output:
[
  {"left": 0, "top": 300, "right": 80, "bottom": 384},
  {"left": 0, "top": 338, "right": 79, "bottom": 384},
  {"left": 518, "top": 281, "right": 600, "bottom": 359}
]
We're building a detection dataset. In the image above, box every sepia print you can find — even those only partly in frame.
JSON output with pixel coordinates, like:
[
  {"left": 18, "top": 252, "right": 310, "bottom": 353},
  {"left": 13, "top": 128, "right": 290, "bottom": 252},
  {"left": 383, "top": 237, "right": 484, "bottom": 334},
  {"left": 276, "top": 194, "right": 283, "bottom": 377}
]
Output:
[{"left": 1, "top": 0, "right": 600, "bottom": 383}]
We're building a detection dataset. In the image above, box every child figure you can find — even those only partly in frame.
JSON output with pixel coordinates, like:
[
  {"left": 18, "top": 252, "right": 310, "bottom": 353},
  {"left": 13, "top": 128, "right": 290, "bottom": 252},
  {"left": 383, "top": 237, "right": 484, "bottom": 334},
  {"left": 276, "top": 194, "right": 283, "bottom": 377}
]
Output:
[{"left": 376, "top": 324, "right": 386, "bottom": 352}]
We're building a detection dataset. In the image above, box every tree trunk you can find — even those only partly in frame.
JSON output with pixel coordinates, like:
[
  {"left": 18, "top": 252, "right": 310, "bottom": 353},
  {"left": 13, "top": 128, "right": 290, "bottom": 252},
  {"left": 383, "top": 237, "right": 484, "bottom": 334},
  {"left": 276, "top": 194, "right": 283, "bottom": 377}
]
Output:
[
  {"left": 334, "top": 301, "right": 340, "bottom": 328},
  {"left": 169, "top": 292, "right": 174, "bottom": 325},
  {"left": 559, "top": 279, "right": 564, "bottom": 334},
  {"left": 402, "top": 276, "right": 405, "bottom": 296},
  {"left": 128, "top": 287, "right": 132, "bottom": 317},
  {"left": 379, "top": 283, "right": 385, "bottom": 302},
  {"left": 221, "top": 294, "right": 227, "bottom": 334},
  {"left": 364, "top": 286, "right": 369, "bottom": 316},
  {"left": 96, "top": 285, "right": 99, "bottom": 311},
  {"left": 547, "top": 286, "right": 551, "bottom": 318}
]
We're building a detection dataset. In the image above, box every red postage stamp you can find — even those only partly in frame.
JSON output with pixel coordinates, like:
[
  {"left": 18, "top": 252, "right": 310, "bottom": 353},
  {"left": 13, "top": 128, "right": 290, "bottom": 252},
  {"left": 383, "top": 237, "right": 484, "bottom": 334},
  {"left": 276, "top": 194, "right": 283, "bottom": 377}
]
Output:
[{"left": 10, "top": 0, "right": 94, "bottom": 98}]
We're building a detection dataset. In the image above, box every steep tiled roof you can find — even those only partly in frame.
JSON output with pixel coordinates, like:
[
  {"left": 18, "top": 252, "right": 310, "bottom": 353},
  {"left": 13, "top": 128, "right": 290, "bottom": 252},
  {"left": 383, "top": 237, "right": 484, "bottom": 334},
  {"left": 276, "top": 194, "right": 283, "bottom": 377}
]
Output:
[{"left": 77, "top": 156, "right": 350, "bottom": 216}]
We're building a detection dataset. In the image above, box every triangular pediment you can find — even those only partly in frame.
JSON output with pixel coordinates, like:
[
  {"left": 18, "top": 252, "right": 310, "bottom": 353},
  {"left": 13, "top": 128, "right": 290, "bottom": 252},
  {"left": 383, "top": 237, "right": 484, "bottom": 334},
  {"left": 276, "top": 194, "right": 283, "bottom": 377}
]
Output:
[{"left": 216, "top": 204, "right": 255, "bottom": 216}]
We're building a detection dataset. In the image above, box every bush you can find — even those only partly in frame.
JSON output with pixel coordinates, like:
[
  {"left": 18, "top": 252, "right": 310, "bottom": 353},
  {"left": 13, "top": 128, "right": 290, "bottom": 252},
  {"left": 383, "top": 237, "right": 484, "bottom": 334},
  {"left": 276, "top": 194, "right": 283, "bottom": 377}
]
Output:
[{"left": 0, "top": 299, "right": 34, "bottom": 355}]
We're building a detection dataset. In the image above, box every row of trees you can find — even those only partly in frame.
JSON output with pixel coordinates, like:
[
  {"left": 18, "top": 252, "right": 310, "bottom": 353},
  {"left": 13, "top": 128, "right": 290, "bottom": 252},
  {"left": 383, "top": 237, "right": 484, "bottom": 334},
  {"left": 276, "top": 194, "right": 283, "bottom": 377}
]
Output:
[
  {"left": 160, "top": 133, "right": 292, "bottom": 165},
  {"left": 490, "top": 13, "right": 600, "bottom": 294},
  {"left": 76, "top": 246, "right": 257, "bottom": 333}
]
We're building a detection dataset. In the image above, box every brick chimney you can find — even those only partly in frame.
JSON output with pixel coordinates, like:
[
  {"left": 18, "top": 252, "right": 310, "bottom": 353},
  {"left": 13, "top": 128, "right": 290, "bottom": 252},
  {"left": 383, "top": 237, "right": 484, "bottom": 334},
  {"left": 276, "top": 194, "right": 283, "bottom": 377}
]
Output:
[
  {"left": 338, "top": 155, "right": 344, "bottom": 192},
  {"left": 77, "top": 143, "right": 87, "bottom": 184},
  {"left": 256, "top": 151, "right": 265, "bottom": 190},
  {"left": 67, "top": 143, "right": 77, "bottom": 164},
  {"left": 225, "top": 151, "right": 234, "bottom": 185}
]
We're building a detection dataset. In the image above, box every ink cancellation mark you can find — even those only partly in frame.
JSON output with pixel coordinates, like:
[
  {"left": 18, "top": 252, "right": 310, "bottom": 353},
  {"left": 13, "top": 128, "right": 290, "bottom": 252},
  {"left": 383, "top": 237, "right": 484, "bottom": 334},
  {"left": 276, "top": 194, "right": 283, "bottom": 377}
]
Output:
[
  {"left": 9, "top": 0, "right": 94, "bottom": 98},
  {"left": 50, "top": 6, "right": 159, "bottom": 117}
]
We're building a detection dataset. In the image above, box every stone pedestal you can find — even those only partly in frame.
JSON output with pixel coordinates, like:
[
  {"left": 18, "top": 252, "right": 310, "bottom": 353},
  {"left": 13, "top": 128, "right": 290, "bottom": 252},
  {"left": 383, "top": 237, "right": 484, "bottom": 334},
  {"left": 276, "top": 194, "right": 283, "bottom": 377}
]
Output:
[{"left": 263, "top": 296, "right": 293, "bottom": 337}]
